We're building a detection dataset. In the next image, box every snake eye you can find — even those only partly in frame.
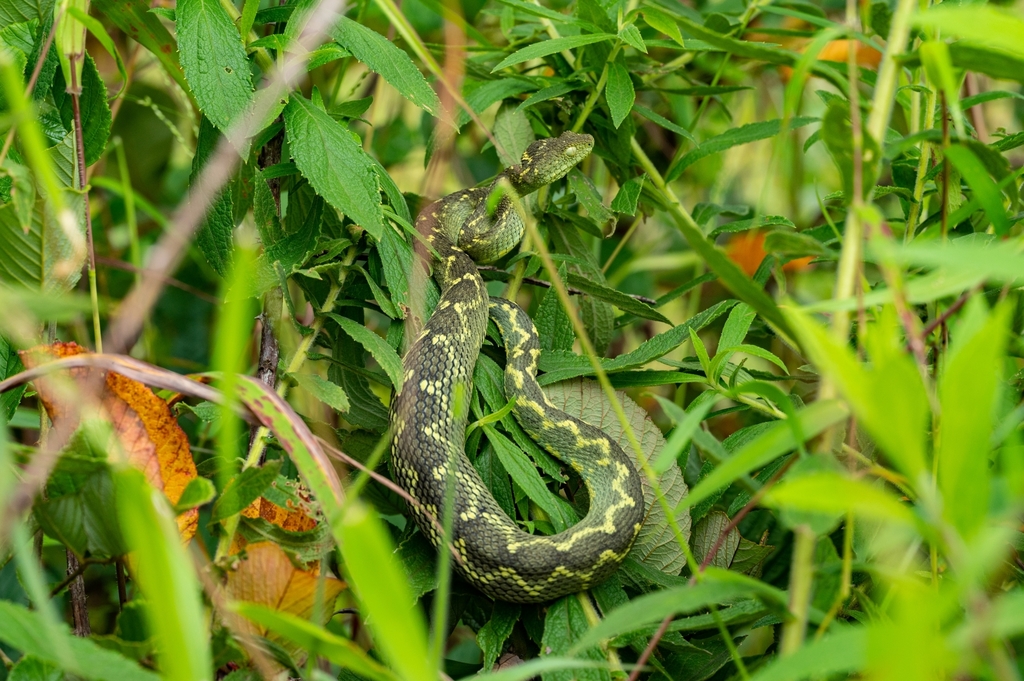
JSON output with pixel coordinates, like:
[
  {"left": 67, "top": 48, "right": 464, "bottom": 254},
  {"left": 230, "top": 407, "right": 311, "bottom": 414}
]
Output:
[{"left": 564, "top": 146, "right": 577, "bottom": 156}]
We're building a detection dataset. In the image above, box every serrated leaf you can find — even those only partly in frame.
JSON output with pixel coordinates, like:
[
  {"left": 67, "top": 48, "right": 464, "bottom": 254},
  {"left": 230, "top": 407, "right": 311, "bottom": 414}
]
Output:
[
  {"left": 284, "top": 95, "right": 383, "bottom": 238},
  {"left": 52, "top": 54, "right": 110, "bottom": 166},
  {"left": 642, "top": 7, "right": 684, "bottom": 47},
  {"left": 328, "top": 314, "right": 403, "bottom": 390},
  {"left": 632, "top": 104, "right": 696, "bottom": 144},
  {"left": 565, "top": 272, "right": 669, "bottom": 324},
  {"left": 211, "top": 460, "right": 282, "bottom": 521},
  {"left": 617, "top": 24, "right": 646, "bottom": 53},
  {"left": 609, "top": 174, "right": 645, "bottom": 215},
  {"left": 477, "top": 603, "right": 520, "bottom": 671},
  {"left": 540, "top": 596, "right": 608, "bottom": 681},
  {"left": 692, "top": 510, "right": 739, "bottom": 568},
  {"left": 543, "top": 380, "right": 691, "bottom": 575},
  {"left": 176, "top": 0, "right": 253, "bottom": 130},
  {"left": 290, "top": 372, "right": 350, "bottom": 413},
  {"left": 330, "top": 17, "right": 439, "bottom": 116},
  {"left": 605, "top": 61, "right": 634, "bottom": 129},
  {"left": 492, "top": 33, "right": 616, "bottom": 72},
  {"left": 188, "top": 117, "right": 234, "bottom": 276}
]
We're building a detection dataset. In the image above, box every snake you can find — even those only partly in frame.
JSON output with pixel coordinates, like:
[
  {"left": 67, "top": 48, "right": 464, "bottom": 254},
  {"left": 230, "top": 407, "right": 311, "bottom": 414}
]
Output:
[{"left": 390, "top": 132, "right": 645, "bottom": 603}]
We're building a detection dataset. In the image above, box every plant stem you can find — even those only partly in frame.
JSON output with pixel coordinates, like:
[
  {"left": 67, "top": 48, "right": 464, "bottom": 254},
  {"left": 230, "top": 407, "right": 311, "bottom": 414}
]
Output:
[{"left": 780, "top": 525, "right": 816, "bottom": 654}]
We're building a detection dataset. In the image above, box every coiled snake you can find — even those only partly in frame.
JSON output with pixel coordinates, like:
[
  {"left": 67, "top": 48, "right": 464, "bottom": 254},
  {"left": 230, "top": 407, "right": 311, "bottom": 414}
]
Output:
[{"left": 390, "top": 132, "right": 645, "bottom": 602}]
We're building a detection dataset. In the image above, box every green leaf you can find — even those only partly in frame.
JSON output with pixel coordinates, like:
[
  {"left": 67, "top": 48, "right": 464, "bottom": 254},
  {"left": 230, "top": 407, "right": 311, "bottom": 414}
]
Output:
[
  {"left": 176, "top": 0, "right": 253, "bottom": 130},
  {"left": 762, "top": 472, "right": 917, "bottom": 527},
  {"left": 491, "top": 33, "right": 616, "bottom": 72},
  {"left": 115, "top": 469, "right": 211, "bottom": 681},
  {"left": 947, "top": 42, "right": 1024, "bottom": 84},
  {"left": 8, "top": 655, "right": 62, "bottom": 681},
  {"left": 718, "top": 302, "right": 755, "bottom": 351},
  {"left": 335, "top": 501, "right": 432, "bottom": 681},
  {"left": 784, "top": 305, "right": 929, "bottom": 482},
  {"left": 605, "top": 60, "right": 634, "bottom": 129},
  {"left": 189, "top": 116, "right": 234, "bottom": 277},
  {"left": 747, "top": 627, "right": 866, "bottom": 681},
  {"left": 572, "top": 570, "right": 783, "bottom": 651},
  {"left": 477, "top": 603, "right": 520, "bottom": 671},
  {"left": 565, "top": 272, "right": 669, "bottom": 324},
  {"left": 692, "top": 510, "right": 739, "bottom": 568},
  {"left": 65, "top": 6, "right": 127, "bottom": 98},
  {"left": 173, "top": 476, "right": 216, "bottom": 513},
  {"left": 541, "top": 596, "right": 608, "bottom": 681},
  {"left": 763, "top": 231, "right": 833, "bottom": 259},
  {"left": 91, "top": 0, "right": 189, "bottom": 95},
  {"left": 0, "top": 602, "right": 160, "bottom": 681},
  {"left": 291, "top": 372, "right": 351, "bottom": 413},
  {"left": 679, "top": 400, "right": 849, "bottom": 513},
  {"left": 232, "top": 604, "right": 397, "bottom": 681},
  {"left": 652, "top": 397, "right": 712, "bottom": 474},
  {"left": 534, "top": 263, "right": 574, "bottom": 352},
  {"left": 0, "top": 335, "right": 26, "bottom": 420},
  {"left": 328, "top": 314, "right": 403, "bottom": 390},
  {"left": 942, "top": 144, "right": 1010, "bottom": 235},
  {"left": 667, "top": 117, "right": 817, "bottom": 181},
  {"left": 211, "top": 460, "right": 282, "bottom": 521},
  {"left": 618, "top": 24, "right": 646, "bottom": 53},
  {"left": 642, "top": 7, "right": 684, "bottom": 47},
  {"left": 821, "top": 99, "right": 878, "bottom": 200},
  {"left": 708, "top": 215, "right": 795, "bottom": 238},
  {"left": 483, "top": 425, "right": 576, "bottom": 532},
  {"left": 330, "top": 17, "right": 440, "bottom": 116},
  {"left": 872, "top": 235, "right": 1024, "bottom": 285},
  {"left": 937, "top": 301, "right": 1009, "bottom": 540},
  {"left": 536, "top": 299, "right": 736, "bottom": 384},
  {"left": 284, "top": 95, "right": 384, "bottom": 239},
  {"left": 914, "top": 4, "right": 1024, "bottom": 62},
  {"left": 919, "top": 40, "right": 966, "bottom": 139},
  {"left": 609, "top": 174, "right": 645, "bottom": 215}
]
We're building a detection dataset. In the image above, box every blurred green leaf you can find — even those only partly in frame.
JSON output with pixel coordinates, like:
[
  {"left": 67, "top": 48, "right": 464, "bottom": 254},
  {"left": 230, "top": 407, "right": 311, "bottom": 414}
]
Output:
[
  {"left": 115, "top": 469, "right": 211, "bottom": 681},
  {"left": 335, "top": 501, "right": 432, "bottom": 681},
  {"left": 937, "top": 301, "right": 1010, "bottom": 540},
  {"left": 211, "top": 459, "right": 281, "bottom": 521},
  {"left": 915, "top": 4, "right": 1024, "bottom": 61},
  {"left": 942, "top": 144, "right": 1010, "bottom": 235},
  {"left": 762, "top": 472, "right": 916, "bottom": 527},
  {"left": 173, "top": 476, "right": 216, "bottom": 513},
  {"left": 747, "top": 627, "right": 866, "bottom": 681}
]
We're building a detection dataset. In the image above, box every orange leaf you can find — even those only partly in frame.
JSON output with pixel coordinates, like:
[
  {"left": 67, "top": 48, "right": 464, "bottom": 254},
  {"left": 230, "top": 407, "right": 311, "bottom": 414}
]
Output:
[
  {"left": 225, "top": 541, "right": 345, "bottom": 642},
  {"left": 22, "top": 342, "right": 200, "bottom": 541},
  {"left": 725, "top": 231, "right": 814, "bottom": 276}
]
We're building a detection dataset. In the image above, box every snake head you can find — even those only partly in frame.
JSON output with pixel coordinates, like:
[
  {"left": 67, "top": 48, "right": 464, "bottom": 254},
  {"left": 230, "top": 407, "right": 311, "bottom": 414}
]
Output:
[{"left": 512, "top": 132, "right": 594, "bottom": 194}]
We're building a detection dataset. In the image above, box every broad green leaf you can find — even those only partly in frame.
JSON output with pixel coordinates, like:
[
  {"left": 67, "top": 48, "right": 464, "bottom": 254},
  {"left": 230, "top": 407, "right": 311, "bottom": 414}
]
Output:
[
  {"left": 609, "top": 174, "right": 645, "bottom": 215},
  {"left": 534, "top": 263, "right": 574, "bottom": 352},
  {"left": 328, "top": 314, "right": 403, "bottom": 390},
  {"left": 642, "top": 7, "right": 683, "bottom": 46},
  {"left": 0, "top": 133, "right": 82, "bottom": 292},
  {"left": 667, "top": 117, "right": 817, "bottom": 180},
  {"left": 947, "top": 42, "right": 1024, "bottom": 84},
  {"left": 189, "top": 116, "right": 234, "bottom": 277},
  {"left": 748, "top": 627, "right": 866, "bottom": 681},
  {"left": 330, "top": 17, "right": 440, "bottom": 116},
  {"left": 477, "top": 603, "right": 520, "bottom": 671},
  {"left": 291, "top": 372, "right": 351, "bottom": 413},
  {"left": 605, "top": 60, "right": 634, "bottom": 129},
  {"left": 8, "top": 655, "right": 62, "bottom": 681},
  {"left": 762, "top": 472, "right": 916, "bottom": 527},
  {"left": 544, "top": 380, "right": 691, "bottom": 574},
  {"left": 541, "top": 596, "right": 608, "bottom": 681},
  {"left": 176, "top": 0, "right": 253, "bottom": 130},
  {"left": 173, "top": 476, "right": 216, "bottom": 513},
  {"left": 943, "top": 144, "right": 1010, "bottom": 235},
  {"left": 115, "top": 469, "right": 211, "bottom": 681},
  {"left": 491, "top": 33, "right": 616, "bottom": 72},
  {"left": 914, "top": 4, "right": 1024, "bottom": 62},
  {"left": 211, "top": 459, "right": 282, "bottom": 521},
  {"left": 232, "top": 603, "right": 397, "bottom": 681},
  {"left": 0, "top": 0, "right": 52, "bottom": 23},
  {"left": 0, "top": 602, "right": 160, "bottom": 681},
  {"left": 679, "top": 400, "right": 849, "bottom": 513},
  {"left": 284, "top": 95, "right": 384, "bottom": 239},
  {"left": 0, "top": 335, "right": 26, "bottom": 420},
  {"left": 692, "top": 510, "right": 739, "bottom": 568},
  {"left": 937, "top": 301, "right": 1009, "bottom": 540},
  {"left": 335, "top": 501, "right": 432, "bottom": 681},
  {"left": 784, "top": 305, "right": 928, "bottom": 482},
  {"left": 873, "top": 236, "right": 1024, "bottom": 285}
]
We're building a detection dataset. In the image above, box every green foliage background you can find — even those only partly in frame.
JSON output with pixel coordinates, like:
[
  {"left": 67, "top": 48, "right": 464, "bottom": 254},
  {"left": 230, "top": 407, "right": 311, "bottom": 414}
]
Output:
[{"left": 1, "top": 0, "right": 1024, "bottom": 678}]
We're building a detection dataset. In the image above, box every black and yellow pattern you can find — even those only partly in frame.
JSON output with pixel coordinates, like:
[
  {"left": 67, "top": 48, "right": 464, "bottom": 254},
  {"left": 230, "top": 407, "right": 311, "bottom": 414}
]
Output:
[{"left": 390, "top": 132, "right": 645, "bottom": 602}]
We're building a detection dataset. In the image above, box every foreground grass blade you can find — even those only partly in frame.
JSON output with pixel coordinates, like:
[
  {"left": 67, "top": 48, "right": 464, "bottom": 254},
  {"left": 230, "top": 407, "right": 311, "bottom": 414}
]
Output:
[{"left": 115, "top": 469, "right": 212, "bottom": 681}]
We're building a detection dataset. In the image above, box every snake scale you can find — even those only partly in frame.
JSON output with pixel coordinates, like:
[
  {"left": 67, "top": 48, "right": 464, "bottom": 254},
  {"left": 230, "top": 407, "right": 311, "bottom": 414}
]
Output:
[{"left": 390, "top": 132, "right": 645, "bottom": 602}]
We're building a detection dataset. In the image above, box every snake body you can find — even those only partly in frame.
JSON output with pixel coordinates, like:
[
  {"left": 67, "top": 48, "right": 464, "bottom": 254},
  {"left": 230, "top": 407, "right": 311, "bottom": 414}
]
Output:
[{"left": 390, "top": 132, "right": 644, "bottom": 602}]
